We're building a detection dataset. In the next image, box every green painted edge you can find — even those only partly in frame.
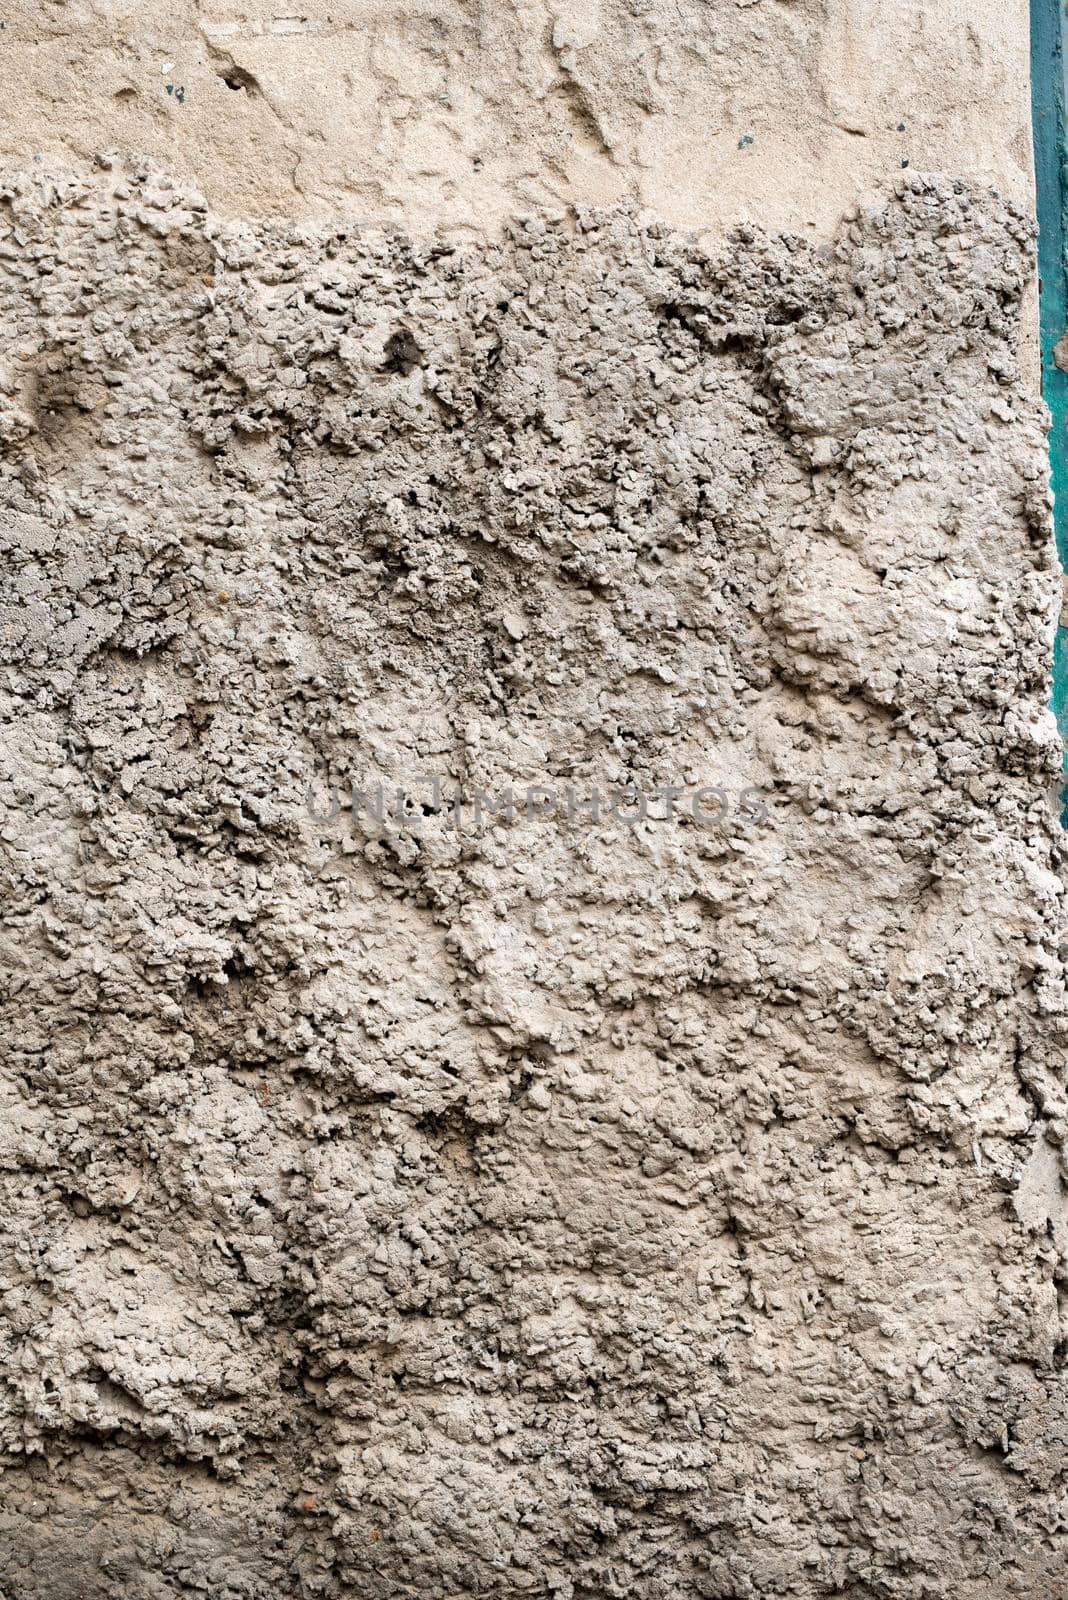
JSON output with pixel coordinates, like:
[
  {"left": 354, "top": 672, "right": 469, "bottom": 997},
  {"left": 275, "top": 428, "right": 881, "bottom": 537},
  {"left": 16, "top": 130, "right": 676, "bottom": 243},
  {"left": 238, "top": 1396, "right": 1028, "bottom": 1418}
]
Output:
[{"left": 1031, "top": 0, "right": 1068, "bottom": 819}]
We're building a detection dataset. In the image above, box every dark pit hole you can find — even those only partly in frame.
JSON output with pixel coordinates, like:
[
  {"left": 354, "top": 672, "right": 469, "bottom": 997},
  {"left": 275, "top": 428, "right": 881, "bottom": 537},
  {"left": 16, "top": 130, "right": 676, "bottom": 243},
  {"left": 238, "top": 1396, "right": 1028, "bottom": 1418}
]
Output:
[
  {"left": 767, "top": 302, "right": 805, "bottom": 326},
  {"left": 381, "top": 328, "right": 423, "bottom": 376},
  {"left": 221, "top": 65, "right": 259, "bottom": 94}
]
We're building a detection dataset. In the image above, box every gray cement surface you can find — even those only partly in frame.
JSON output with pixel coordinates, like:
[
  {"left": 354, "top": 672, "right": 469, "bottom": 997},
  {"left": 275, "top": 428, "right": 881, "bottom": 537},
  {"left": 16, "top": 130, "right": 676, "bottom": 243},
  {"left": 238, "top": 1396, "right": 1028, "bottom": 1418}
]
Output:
[{"left": 0, "top": 160, "right": 1064, "bottom": 1597}]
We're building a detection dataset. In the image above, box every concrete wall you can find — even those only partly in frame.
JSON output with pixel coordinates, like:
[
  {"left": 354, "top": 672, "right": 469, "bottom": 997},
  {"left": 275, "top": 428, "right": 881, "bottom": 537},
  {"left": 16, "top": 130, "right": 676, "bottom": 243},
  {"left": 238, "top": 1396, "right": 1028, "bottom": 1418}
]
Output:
[{"left": 0, "top": 5, "right": 1066, "bottom": 1599}]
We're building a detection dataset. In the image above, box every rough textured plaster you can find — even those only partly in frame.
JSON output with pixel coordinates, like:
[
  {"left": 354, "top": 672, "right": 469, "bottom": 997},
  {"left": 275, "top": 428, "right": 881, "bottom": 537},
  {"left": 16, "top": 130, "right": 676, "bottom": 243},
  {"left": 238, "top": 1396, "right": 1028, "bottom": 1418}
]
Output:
[
  {"left": 0, "top": 160, "right": 1066, "bottom": 1597},
  {"left": 0, "top": 0, "right": 1033, "bottom": 237}
]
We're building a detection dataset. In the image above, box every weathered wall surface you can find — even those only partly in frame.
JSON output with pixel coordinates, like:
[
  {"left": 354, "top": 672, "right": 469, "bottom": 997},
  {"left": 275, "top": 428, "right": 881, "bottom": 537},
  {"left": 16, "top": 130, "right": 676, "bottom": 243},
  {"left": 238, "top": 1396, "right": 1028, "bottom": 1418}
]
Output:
[
  {"left": 0, "top": 0, "right": 1034, "bottom": 234},
  {"left": 0, "top": 159, "right": 1065, "bottom": 1600},
  {"left": 0, "top": 5, "right": 1066, "bottom": 1600}
]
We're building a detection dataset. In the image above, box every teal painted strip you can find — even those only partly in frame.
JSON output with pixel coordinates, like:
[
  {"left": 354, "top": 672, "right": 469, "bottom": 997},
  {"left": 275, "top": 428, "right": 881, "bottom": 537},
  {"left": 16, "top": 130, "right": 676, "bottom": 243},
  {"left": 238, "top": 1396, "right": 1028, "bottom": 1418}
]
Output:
[{"left": 1031, "top": 0, "right": 1068, "bottom": 817}]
